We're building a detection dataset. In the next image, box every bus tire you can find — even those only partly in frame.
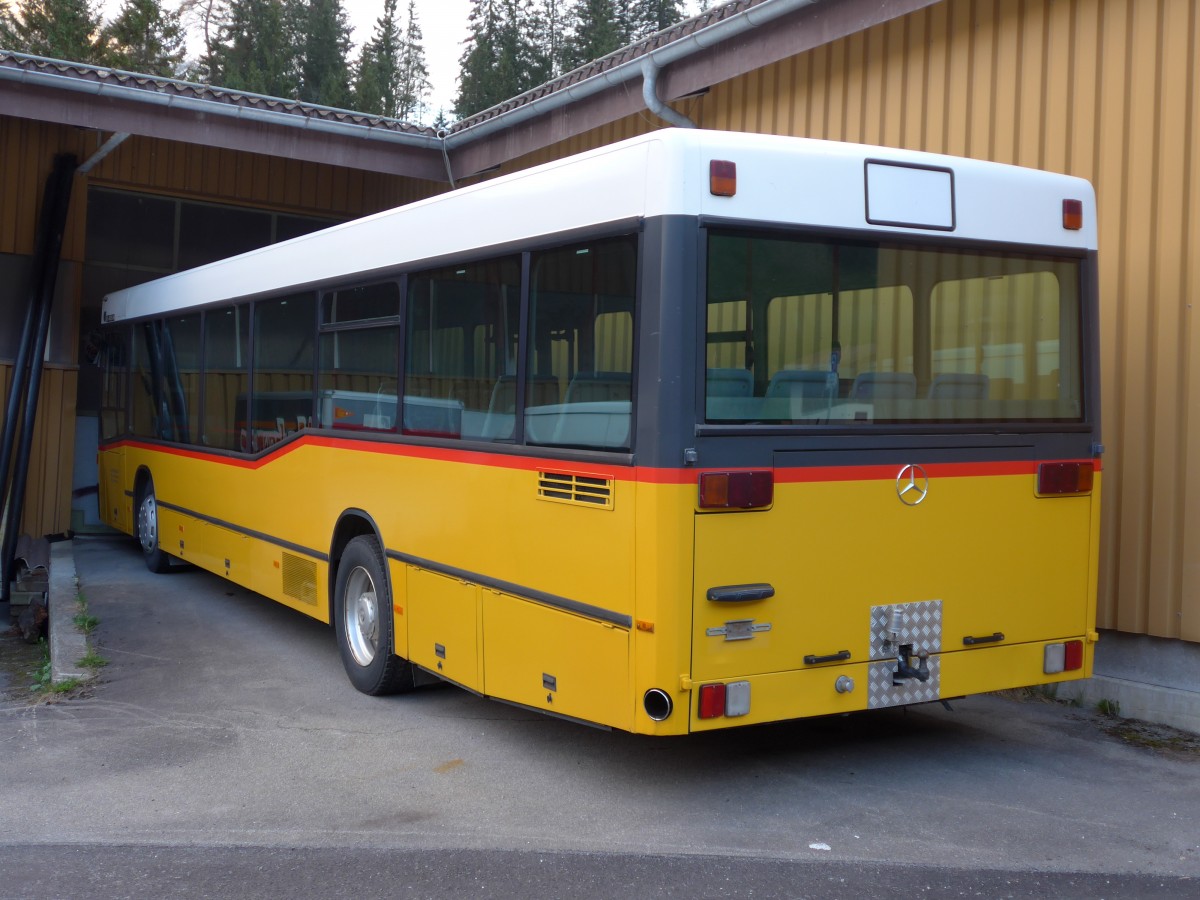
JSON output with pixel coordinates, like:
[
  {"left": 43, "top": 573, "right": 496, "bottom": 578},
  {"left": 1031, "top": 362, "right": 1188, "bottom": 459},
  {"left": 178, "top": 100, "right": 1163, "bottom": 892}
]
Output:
[
  {"left": 334, "top": 535, "right": 415, "bottom": 696},
  {"left": 136, "top": 479, "right": 172, "bottom": 574}
]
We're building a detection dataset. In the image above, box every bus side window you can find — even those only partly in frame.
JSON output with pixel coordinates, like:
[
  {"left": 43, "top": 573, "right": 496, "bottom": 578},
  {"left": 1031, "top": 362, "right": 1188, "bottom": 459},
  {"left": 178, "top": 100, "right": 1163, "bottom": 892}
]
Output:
[
  {"left": 525, "top": 235, "right": 637, "bottom": 450},
  {"left": 405, "top": 257, "right": 520, "bottom": 441},
  {"left": 250, "top": 293, "right": 315, "bottom": 451},
  {"left": 319, "top": 281, "right": 401, "bottom": 434},
  {"left": 203, "top": 305, "right": 249, "bottom": 450},
  {"left": 99, "top": 327, "right": 130, "bottom": 440}
]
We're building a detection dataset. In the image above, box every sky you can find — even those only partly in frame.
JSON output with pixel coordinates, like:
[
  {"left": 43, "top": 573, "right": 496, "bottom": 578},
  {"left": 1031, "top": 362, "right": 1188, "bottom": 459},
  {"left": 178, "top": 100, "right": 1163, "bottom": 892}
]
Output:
[{"left": 100, "top": 1, "right": 704, "bottom": 122}]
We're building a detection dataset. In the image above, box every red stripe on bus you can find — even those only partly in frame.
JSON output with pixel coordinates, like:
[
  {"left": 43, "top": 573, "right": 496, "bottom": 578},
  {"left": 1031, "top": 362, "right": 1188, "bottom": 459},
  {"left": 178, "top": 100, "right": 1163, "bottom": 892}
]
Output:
[{"left": 106, "top": 437, "right": 1101, "bottom": 484}]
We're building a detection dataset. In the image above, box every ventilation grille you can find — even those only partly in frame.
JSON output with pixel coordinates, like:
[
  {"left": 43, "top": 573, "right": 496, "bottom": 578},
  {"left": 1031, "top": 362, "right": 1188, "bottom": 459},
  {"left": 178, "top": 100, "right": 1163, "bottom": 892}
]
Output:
[
  {"left": 282, "top": 552, "right": 318, "bottom": 605},
  {"left": 537, "top": 471, "right": 614, "bottom": 509}
]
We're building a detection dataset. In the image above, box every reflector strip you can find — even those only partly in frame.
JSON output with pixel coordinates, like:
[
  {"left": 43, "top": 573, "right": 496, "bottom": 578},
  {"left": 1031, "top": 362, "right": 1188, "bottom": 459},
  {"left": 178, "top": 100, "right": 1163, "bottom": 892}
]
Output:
[
  {"left": 698, "top": 683, "right": 726, "bottom": 719},
  {"left": 1064, "top": 640, "right": 1084, "bottom": 671},
  {"left": 1044, "top": 643, "right": 1066, "bottom": 674},
  {"left": 725, "top": 681, "right": 751, "bottom": 717}
]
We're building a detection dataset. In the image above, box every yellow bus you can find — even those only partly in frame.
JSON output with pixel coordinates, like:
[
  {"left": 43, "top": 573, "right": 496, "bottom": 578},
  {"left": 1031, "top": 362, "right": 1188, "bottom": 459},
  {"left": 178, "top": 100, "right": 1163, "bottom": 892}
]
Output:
[{"left": 97, "top": 129, "right": 1101, "bottom": 734}]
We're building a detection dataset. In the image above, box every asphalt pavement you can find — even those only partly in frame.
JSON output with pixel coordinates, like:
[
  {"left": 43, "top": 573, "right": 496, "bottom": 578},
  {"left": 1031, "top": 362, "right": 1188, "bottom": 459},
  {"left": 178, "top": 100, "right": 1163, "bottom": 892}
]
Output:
[{"left": 1, "top": 535, "right": 1197, "bottom": 898}]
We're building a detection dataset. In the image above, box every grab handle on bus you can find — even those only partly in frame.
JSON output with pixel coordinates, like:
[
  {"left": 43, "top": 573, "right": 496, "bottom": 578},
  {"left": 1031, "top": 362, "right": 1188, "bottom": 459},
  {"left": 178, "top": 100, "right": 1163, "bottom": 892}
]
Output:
[
  {"left": 962, "top": 631, "right": 1005, "bottom": 646},
  {"left": 803, "top": 650, "right": 851, "bottom": 665},
  {"left": 706, "top": 583, "right": 775, "bottom": 603}
]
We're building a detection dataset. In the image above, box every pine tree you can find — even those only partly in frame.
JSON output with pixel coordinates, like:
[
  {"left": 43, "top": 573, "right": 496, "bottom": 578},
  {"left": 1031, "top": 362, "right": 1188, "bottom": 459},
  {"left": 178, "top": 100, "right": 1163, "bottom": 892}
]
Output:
[
  {"left": 394, "top": 0, "right": 430, "bottom": 121},
  {"left": 454, "top": 0, "right": 495, "bottom": 118},
  {"left": 353, "top": 0, "right": 401, "bottom": 117},
  {"left": 0, "top": 2, "right": 17, "bottom": 47},
  {"left": 6, "top": 0, "right": 105, "bottom": 64},
  {"left": 102, "top": 0, "right": 186, "bottom": 76},
  {"left": 355, "top": 0, "right": 428, "bottom": 121},
  {"left": 533, "top": 0, "right": 571, "bottom": 79},
  {"left": 206, "top": 0, "right": 293, "bottom": 97},
  {"left": 561, "top": 0, "right": 623, "bottom": 73},
  {"left": 294, "top": 0, "right": 352, "bottom": 108},
  {"left": 630, "top": 0, "right": 683, "bottom": 39},
  {"left": 457, "top": 0, "right": 535, "bottom": 118}
]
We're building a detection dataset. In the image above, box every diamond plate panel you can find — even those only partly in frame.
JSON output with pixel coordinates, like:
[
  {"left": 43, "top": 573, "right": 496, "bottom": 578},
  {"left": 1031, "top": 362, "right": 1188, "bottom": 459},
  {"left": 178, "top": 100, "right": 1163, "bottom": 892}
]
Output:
[
  {"left": 866, "top": 657, "right": 942, "bottom": 709},
  {"left": 869, "top": 599, "right": 943, "bottom": 659}
]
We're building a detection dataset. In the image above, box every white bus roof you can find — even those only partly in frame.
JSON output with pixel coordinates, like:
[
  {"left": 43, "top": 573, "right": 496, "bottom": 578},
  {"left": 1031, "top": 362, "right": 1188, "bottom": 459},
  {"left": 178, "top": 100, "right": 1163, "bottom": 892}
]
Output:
[{"left": 102, "top": 128, "right": 1097, "bottom": 323}]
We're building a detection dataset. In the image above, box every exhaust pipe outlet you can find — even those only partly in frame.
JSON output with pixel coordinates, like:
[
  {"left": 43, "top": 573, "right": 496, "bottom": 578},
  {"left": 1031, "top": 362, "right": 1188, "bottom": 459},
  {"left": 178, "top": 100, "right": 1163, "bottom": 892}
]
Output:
[{"left": 643, "top": 688, "right": 674, "bottom": 722}]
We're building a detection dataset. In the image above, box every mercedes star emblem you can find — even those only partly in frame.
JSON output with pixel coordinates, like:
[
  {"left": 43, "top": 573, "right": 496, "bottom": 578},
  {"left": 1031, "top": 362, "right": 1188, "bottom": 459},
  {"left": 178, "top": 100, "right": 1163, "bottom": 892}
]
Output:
[{"left": 896, "top": 464, "right": 929, "bottom": 506}]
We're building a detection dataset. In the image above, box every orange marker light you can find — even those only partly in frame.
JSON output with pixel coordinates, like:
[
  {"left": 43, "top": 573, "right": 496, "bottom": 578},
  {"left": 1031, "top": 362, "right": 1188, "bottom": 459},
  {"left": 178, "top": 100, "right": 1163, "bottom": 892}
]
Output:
[
  {"left": 710, "top": 159, "right": 736, "bottom": 197},
  {"left": 1062, "top": 199, "right": 1083, "bottom": 230}
]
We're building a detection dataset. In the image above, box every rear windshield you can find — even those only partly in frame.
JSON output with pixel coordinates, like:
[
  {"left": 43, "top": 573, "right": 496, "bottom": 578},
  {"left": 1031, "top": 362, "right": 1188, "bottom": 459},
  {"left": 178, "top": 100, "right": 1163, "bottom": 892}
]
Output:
[{"left": 704, "top": 230, "right": 1084, "bottom": 426}]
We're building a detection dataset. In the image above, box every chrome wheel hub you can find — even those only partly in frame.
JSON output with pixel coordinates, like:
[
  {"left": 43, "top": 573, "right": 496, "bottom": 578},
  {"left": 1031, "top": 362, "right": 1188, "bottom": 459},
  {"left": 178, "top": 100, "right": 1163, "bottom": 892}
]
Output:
[
  {"left": 138, "top": 494, "right": 158, "bottom": 553},
  {"left": 344, "top": 566, "right": 379, "bottom": 667}
]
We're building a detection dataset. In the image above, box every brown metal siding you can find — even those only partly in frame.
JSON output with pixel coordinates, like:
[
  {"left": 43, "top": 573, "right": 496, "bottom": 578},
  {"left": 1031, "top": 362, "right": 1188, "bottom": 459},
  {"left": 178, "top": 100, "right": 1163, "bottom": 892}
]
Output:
[{"left": 507, "top": 0, "right": 1199, "bottom": 642}]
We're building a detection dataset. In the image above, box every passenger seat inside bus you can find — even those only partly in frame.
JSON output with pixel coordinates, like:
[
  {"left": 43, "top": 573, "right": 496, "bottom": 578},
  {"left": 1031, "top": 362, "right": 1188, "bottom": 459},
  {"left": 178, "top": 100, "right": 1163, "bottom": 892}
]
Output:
[
  {"left": 564, "top": 371, "right": 632, "bottom": 403},
  {"left": 706, "top": 367, "right": 754, "bottom": 397},
  {"left": 927, "top": 372, "right": 990, "bottom": 399},
  {"left": 766, "top": 369, "right": 834, "bottom": 401},
  {"left": 849, "top": 371, "right": 918, "bottom": 400},
  {"left": 478, "top": 374, "right": 561, "bottom": 440}
]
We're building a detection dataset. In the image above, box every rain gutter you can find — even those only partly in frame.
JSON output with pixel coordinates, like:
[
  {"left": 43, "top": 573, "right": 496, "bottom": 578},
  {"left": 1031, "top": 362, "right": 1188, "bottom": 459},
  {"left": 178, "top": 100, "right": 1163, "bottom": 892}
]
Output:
[
  {"left": 0, "top": 53, "right": 444, "bottom": 151},
  {"left": 444, "top": 0, "right": 821, "bottom": 147}
]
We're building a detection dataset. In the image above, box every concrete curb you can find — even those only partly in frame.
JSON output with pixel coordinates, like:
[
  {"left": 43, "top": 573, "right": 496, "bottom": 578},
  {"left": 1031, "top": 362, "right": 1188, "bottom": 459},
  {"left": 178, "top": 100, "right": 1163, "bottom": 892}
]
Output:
[
  {"left": 48, "top": 540, "right": 90, "bottom": 684},
  {"left": 1051, "top": 674, "right": 1200, "bottom": 736}
]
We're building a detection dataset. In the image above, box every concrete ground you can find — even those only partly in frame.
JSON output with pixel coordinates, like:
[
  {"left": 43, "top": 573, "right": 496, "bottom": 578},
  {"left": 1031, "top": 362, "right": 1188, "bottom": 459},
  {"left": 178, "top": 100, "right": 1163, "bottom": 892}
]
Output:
[{"left": 1, "top": 536, "right": 1197, "bottom": 892}]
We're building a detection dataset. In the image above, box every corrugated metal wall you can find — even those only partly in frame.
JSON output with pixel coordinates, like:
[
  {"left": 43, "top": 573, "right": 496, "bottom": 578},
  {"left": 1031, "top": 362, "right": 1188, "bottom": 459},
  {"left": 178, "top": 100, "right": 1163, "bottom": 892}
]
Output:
[
  {"left": 0, "top": 117, "right": 436, "bottom": 537},
  {"left": 509, "top": 0, "right": 1200, "bottom": 642}
]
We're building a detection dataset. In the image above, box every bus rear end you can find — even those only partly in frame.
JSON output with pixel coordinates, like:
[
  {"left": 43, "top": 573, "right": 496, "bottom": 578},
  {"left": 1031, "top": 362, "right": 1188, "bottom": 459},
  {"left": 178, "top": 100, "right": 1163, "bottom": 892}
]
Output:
[{"left": 682, "top": 144, "right": 1099, "bottom": 731}]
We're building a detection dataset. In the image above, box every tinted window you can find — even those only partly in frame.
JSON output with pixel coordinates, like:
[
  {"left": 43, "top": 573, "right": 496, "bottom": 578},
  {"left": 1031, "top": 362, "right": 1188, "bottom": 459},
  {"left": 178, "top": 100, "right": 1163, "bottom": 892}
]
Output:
[
  {"left": 405, "top": 257, "right": 520, "bottom": 441},
  {"left": 250, "top": 294, "right": 316, "bottom": 451},
  {"left": 525, "top": 236, "right": 636, "bottom": 450},
  {"left": 203, "top": 305, "right": 249, "bottom": 450},
  {"left": 705, "top": 231, "right": 1082, "bottom": 425}
]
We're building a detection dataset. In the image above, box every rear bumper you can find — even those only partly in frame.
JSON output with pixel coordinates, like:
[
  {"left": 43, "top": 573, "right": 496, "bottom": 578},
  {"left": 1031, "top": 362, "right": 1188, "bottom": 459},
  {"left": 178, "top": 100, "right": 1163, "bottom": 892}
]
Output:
[{"left": 686, "top": 635, "right": 1095, "bottom": 732}]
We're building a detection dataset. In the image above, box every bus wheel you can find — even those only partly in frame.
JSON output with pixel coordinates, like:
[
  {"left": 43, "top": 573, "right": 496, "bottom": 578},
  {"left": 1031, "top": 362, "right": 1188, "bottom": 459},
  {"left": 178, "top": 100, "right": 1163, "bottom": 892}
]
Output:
[
  {"left": 136, "top": 479, "right": 172, "bottom": 574},
  {"left": 334, "top": 535, "right": 414, "bottom": 695}
]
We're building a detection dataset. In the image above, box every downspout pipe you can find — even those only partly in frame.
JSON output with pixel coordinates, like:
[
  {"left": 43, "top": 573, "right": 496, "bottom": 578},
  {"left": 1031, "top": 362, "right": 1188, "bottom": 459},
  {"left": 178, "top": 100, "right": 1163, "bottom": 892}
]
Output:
[
  {"left": 641, "top": 58, "right": 695, "bottom": 128},
  {"left": 445, "top": 0, "right": 820, "bottom": 147}
]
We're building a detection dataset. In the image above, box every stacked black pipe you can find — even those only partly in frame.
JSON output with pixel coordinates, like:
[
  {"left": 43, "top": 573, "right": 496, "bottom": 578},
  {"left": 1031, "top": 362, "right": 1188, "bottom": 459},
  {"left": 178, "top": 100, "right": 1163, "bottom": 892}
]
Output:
[{"left": 0, "top": 153, "right": 76, "bottom": 602}]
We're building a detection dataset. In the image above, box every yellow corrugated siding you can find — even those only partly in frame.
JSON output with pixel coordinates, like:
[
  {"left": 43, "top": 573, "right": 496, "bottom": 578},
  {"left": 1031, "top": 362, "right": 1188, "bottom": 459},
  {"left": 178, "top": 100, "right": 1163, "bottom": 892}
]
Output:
[{"left": 517, "top": 0, "right": 1197, "bottom": 642}]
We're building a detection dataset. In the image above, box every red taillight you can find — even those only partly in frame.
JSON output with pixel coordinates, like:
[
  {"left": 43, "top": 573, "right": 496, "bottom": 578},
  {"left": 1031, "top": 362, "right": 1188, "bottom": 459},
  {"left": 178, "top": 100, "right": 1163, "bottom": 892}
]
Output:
[
  {"left": 1062, "top": 199, "right": 1083, "bottom": 230},
  {"left": 1044, "top": 640, "right": 1085, "bottom": 674},
  {"left": 1037, "top": 461, "right": 1094, "bottom": 496},
  {"left": 710, "top": 159, "right": 737, "bottom": 197},
  {"left": 1064, "top": 640, "right": 1083, "bottom": 671},
  {"left": 698, "top": 470, "right": 773, "bottom": 510},
  {"left": 698, "top": 683, "right": 726, "bottom": 719}
]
